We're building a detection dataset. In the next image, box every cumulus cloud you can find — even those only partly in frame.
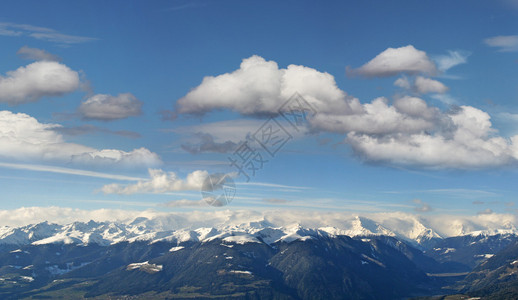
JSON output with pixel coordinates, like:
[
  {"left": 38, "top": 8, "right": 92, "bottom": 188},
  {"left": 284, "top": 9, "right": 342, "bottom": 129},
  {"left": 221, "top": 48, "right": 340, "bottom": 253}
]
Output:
[
  {"left": 310, "top": 96, "right": 440, "bottom": 135},
  {"left": 347, "top": 106, "right": 518, "bottom": 169},
  {"left": 102, "top": 169, "right": 209, "bottom": 194},
  {"left": 484, "top": 35, "right": 518, "bottom": 52},
  {"left": 78, "top": 93, "right": 143, "bottom": 121},
  {"left": 0, "top": 110, "right": 160, "bottom": 167},
  {"left": 176, "top": 55, "right": 518, "bottom": 169},
  {"left": 17, "top": 46, "right": 61, "bottom": 62},
  {"left": 181, "top": 133, "right": 237, "bottom": 154},
  {"left": 413, "top": 199, "right": 433, "bottom": 212},
  {"left": 394, "top": 76, "right": 448, "bottom": 94},
  {"left": 434, "top": 50, "right": 470, "bottom": 72},
  {"left": 413, "top": 76, "right": 449, "bottom": 94},
  {"left": 0, "top": 61, "right": 80, "bottom": 104},
  {"left": 176, "top": 55, "right": 358, "bottom": 116},
  {"left": 347, "top": 45, "right": 437, "bottom": 77},
  {"left": 394, "top": 77, "right": 411, "bottom": 89}
]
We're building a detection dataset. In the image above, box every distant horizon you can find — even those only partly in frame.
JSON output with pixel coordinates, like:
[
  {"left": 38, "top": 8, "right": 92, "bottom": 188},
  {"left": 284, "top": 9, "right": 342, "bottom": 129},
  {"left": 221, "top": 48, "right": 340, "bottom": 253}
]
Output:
[{"left": 0, "top": 206, "right": 516, "bottom": 240}]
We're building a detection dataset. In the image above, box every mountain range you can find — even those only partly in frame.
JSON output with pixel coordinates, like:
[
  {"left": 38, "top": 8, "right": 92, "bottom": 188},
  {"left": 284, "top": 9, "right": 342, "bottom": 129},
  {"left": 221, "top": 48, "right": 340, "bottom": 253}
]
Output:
[{"left": 0, "top": 212, "right": 517, "bottom": 299}]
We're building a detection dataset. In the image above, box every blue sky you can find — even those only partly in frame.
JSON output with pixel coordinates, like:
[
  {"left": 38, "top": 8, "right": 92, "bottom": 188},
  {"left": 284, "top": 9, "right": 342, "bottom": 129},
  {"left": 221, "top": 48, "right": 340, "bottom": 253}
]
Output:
[{"left": 0, "top": 0, "right": 518, "bottom": 217}]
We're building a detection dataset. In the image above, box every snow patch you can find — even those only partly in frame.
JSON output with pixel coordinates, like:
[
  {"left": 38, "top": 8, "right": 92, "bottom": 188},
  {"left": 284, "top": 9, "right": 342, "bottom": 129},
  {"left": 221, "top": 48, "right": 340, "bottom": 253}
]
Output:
[
  {"left": 169, "top": 246, "right": 184, "bottom": 252},
  {"left": 127, "top": 261, "right": 163, "bottom": 273},
  {"left": 229, "top": 270, "right": 252, "bottom": 275},
  {"left": 20, "top": 276, "right": 34, "bottom": 282}
]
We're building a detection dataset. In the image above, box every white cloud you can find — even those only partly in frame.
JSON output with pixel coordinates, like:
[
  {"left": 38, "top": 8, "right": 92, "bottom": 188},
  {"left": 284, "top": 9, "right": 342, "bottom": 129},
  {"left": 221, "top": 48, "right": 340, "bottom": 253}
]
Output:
[
  {"left": 484, "top": 35, "right": 518, "bottom": 52},
  {"left": 17, "top": 46, "right": 61, "bottom": 62},
  {"left": 79, "top": 93, "right": 143, "bottom": 121},
  {"left": 347, "top": 106, "right": 518, "bottom": 169},
  {"left": 310, "top": 97, "right": 438, "bottom": 135},
  {"left": 347, "top": 45, "right": 437, "bottom": 77},
  {"left": 70, "top": 147, "right": 161, "bottom": 167},
  {"left": 434, "top": 50, "right": 470, "bottom": 71},
  {"left": 176, "top": 55, "right": 518, "bottom": 169},
  {"left": 176, "top": 55, "right": 358, "bottom": 116},
  {"left": 102, "top": 169, "right": 208, "bottom": 194},
  {"left": 394, "top": 76, "right": 449, "bottom": 94},
  {"left": 413, "top": 76, "right": 449, "bottom": 94},
  {"left": 0, "top": 110, "right": 161, "bottom": 167},
  {"left": 394, "top": 77, "right": 411, "bottom": 89},
  {"left": 392, "top": 96, "right": 439, "bottom": 120},
  {"left": 0, "top": 61, "right": 80, "bottom": 105}
]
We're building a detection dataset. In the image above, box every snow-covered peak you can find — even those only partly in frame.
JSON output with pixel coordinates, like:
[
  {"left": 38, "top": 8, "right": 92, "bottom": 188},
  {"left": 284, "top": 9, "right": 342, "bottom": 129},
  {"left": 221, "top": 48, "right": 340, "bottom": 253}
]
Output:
[
  {"left": 343, "top": 216, "right": 396, "bottom": 237},
  {"left": 0, "top": 210, "right": 516, "bottom": 247}
]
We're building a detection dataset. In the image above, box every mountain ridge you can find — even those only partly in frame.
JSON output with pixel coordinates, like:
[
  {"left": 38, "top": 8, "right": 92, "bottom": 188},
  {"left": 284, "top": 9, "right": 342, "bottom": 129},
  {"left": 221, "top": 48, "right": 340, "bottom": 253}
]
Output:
[{"left": 0, "top": 213, "right": 516, "bottom": 249}]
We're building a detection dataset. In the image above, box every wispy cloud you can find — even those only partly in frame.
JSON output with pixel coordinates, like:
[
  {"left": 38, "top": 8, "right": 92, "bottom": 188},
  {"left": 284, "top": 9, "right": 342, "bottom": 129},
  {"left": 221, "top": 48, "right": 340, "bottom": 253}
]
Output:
[
  {"left": 498, "top": 112, "right": 518, "bottom": 122},
  {"left": 0, "top": 162, "right": 144, "bottom": 181},
  {"left": 71, "top": 199, "right": 155, "bottom": 207},
  {"left": 0, "top": 22, "right": 97, "bottom": 45},
  {"left": 237, "top": 181, "right": 311, "bottom": 190},
  {"left": 413, "top": 198, "right": 433, "bottom": 212},
  {"left": 484, "top": 35, "right": 518, "bottom": 52},
  {"left": 434, "top": 50, "right": 470, "bottom": 72},
  {"left": 263, "top": 198, "right": 290, "bottom": 204},
  {"left": 52, "top": 124, "right": 141, "bottom": 138},
  {"left": 425, "top": 188, "right": 500, "bottom": 198},
  {"left": 430, "top": 94, "right": 459, "bottom": 105},
  {"left": 161, "top": 199, "right": 208, "bottom": 207},
  {"left": 477, "top": 208, "right": 494, "bottom": 215},
  {"left": 17, "top": 46, "right": 61, "bottom": 62},
  {"left": 384, "top": 188, "right": 500, "bottom": 199}
]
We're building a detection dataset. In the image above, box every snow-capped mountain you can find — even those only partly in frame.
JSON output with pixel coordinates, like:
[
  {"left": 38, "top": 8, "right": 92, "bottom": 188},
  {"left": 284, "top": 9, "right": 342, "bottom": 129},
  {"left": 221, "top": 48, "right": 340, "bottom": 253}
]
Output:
[
  {"left": 0, "top": 211, "right": 515, "bottom": 248},
  {"left": 0, "top": 211, "right": 517, "bottom": 299}
]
